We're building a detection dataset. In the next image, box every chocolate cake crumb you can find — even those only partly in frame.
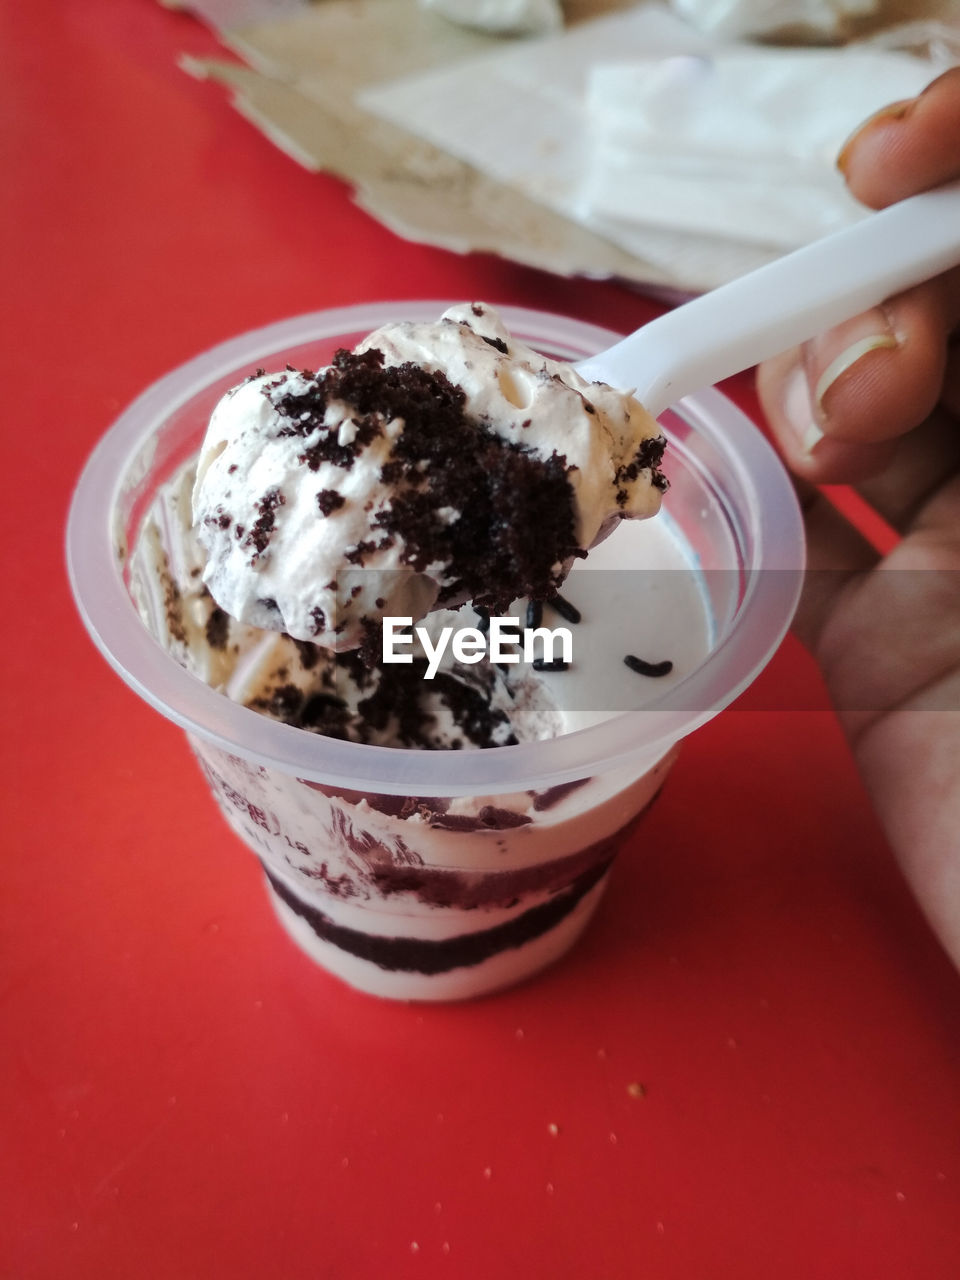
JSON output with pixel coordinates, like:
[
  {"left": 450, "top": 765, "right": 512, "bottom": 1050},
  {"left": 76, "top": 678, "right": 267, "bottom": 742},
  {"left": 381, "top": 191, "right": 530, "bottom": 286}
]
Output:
[
  {"left": 271, "top": 349, "right": 386, "bottom": 470},
  {"left": 250, "top": 683, "right": 304, "bottom": 721},
  {"left": 478, "top": 805, "right": 530, "bottom": 828},
  {"left": 159, "top": 553, "right": 187, "bottom": 646},
  {"left": 624, "top": 654, "right": 673, "bottom": 678},
  {"left": 615, "top": 436, "right": 668, "bottom": 494},
  {"left": 204, "top": 506, "right": 231, "bottom": 530},
  {"left": 309, "top": 605, "right": 327, "bottom": 637},
  {"left": 316, "top": 489, "right": 345, "bottom": 516},
  {"left": 205, "top": 607, "right": 230, "bottom": 651},
  {"left": 345, "top": 539, "right": 377, "bottom": 566},
  {"left": 245, "top": 488, "right": 285, "bottom": 557},
  {"left": 357, "top": 619, "right": 383, "bottom": 671},
  {"left": 364, "top": 360, "right": 578, "bottom": 609},
  {"left": 299, "top": 691, "right": 351, "bottom": 738},
  {"left": 342, "top": 655, "right": 514, "bottom": 750},
  {"left": 292, "top": 637, "right": 322, "bottom": 670},
  {"left": 260, "top": 347, "right": 585, "bottom": 607}
]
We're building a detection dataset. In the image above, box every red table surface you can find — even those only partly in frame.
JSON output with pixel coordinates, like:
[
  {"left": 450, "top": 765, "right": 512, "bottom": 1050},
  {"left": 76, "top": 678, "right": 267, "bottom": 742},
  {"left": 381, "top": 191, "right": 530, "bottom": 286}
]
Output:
[{"left": 3, "top": 4, "right": 958, "bottom": 1277}]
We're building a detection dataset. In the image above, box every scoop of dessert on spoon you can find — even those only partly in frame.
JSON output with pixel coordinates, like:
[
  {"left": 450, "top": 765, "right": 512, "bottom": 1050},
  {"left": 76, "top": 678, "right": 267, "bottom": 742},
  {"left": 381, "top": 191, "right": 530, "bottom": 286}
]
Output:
[{"left": 192, "top": 182, "right": 960, "bottom": 649}]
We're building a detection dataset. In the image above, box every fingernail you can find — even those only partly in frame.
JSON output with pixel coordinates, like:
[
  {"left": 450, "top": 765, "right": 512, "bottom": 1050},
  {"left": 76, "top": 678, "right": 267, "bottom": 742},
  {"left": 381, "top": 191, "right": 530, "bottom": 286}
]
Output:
[
  {"left": 781, "top": 364, "right": 823, "bottom": 457},
  {"left": 801, "top": 423, "right": 824, "bottom": 455},
  {"left": 814, "top": 333, "right": 898, "bottom": 410},
  {"left": 836, "top": 99, "right": 913, "bottom": 174}
]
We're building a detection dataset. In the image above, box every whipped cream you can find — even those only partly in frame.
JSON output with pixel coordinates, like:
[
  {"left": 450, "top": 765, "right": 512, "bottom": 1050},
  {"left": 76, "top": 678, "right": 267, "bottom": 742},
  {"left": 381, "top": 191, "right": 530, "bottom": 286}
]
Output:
[{"left": 192, "top": 303, "right": 666, "bottom": 649}]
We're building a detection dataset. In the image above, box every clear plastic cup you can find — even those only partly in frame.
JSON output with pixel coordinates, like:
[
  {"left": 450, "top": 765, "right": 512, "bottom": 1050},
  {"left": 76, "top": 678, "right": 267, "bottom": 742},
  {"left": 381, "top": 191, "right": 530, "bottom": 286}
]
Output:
[{"left": 67, "top": 303, "right": 804, "bottom": 1001}]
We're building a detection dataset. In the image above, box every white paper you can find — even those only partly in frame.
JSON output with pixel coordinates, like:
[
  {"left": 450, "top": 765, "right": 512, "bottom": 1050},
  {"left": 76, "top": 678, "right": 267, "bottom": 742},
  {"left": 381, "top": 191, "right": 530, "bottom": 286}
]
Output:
[{"left": 581, "top": 48, "right": 938, "bottom": 250}]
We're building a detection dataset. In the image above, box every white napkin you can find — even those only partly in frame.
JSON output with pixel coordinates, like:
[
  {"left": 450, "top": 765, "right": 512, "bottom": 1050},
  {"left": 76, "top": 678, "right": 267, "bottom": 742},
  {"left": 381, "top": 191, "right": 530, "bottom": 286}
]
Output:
[
  {"left": 672, "top": 0, "right": 878, "bottom": 40},
  {"left": 420, "top": 0, "right": 563, "bottom": 35},
  {"left": 359, "top": 3, "right": 949, "bottom": 289},
  {"left": 580, "top": 47, "right": 939, "bottom": 252}
]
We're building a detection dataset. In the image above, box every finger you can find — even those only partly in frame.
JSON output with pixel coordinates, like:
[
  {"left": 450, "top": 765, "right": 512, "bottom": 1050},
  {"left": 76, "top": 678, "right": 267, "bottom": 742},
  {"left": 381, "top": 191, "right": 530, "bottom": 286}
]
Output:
[
  {"left": 795, "top": 475, "right": 960, "bottom": 748},
  {"left": 855, "top": 405, "right": 960, "bottom": 533},
  {"left": 758, "top": 346, "right": 900, "bottom": 482},
  {"left": 757, "top": 278, "right": 952, "bottom": 498},
  {"left": 757, "top": 279, "right": 949, "bottom": 456},
  {"left": 789, "top": 482, "right": 877, "bottom": 654},
  {"left": 837, "top": 67, "right": 960, "bottom": 207},
  {"left": 811, "top": 282, "right": 949, "bottom": 444},
  {"left": 942, "top": 335, "right": 960, "bottom": 417}
]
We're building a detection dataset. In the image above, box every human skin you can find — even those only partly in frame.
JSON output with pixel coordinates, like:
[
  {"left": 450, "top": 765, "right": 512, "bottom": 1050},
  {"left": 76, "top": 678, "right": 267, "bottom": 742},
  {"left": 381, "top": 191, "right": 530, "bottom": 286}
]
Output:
[{"left": 756, "top": 68, "right": 960, "bottom": 967}]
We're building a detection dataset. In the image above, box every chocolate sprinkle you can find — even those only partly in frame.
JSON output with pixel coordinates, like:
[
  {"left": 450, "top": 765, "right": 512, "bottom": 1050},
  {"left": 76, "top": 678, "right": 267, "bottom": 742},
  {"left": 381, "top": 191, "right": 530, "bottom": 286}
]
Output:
[
  {"left": 547, "top": 593, "right": 581, "bottom": 625},
  {"left": 531, "top": 778, "right": 591, "bottom": 811},
  {"left": 624, "top": 654, "right": 674, "bottom": 678},
  {"left": 481, "top": 334, "right": 509, "bottom": 354}
]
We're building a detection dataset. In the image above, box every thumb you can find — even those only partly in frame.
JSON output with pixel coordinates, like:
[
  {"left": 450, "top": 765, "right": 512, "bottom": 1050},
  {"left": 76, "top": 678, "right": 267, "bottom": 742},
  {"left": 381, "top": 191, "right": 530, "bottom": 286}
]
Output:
[{"left": 838, "top": 67, "right": 960, "bottom": 208}]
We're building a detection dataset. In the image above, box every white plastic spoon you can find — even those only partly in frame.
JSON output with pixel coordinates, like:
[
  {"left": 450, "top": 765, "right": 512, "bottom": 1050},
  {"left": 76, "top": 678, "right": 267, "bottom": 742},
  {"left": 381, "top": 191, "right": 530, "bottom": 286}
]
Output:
[{"left": 574, "top": 181, "right": 960, "bottom": 418}]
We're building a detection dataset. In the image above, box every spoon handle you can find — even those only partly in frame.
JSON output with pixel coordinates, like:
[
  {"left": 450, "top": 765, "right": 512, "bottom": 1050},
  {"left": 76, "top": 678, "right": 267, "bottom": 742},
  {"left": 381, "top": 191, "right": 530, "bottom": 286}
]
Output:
[{"left": 575, "top": 180, "right": 960, "bottom": 419}]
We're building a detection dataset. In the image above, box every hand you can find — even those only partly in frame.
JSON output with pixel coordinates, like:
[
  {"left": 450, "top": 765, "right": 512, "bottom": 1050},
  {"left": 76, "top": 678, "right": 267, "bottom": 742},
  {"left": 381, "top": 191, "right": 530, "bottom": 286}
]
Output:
[{"left": 757, "top": 69, "right": 960, "bottom": 967}]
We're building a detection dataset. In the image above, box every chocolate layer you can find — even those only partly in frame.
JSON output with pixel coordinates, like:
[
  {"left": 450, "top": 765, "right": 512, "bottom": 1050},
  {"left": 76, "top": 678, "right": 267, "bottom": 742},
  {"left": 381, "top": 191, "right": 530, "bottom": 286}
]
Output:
[{"left": 264, "top": 858, "right": 613, "bottom": 976}]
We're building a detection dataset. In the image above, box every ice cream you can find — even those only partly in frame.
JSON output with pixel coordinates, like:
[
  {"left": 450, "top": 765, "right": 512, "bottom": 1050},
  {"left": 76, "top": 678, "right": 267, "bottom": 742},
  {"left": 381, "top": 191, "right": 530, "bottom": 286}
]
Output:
[
  {"left": 192, "top": 303, "right": 667, "bottom": 651},
  {"left": 70, "top": 300, "right": 800, "bottom": 1000},
  {"left": 130, "top": 448, "right": 707, "bottom": 999},
  {"left": 129, "top": 302, "right": 704, "bottom": 1000}
]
